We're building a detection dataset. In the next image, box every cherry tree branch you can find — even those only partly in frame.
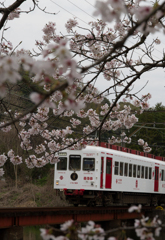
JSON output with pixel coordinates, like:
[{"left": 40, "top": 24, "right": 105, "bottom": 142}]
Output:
[{"left": 0, "top": 0, "right": 26, "bottom": 30}]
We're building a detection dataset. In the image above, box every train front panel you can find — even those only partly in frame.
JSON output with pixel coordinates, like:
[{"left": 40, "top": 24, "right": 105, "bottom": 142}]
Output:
[{"left": 54, "top": 148, "right": 101, "bottom": 191}]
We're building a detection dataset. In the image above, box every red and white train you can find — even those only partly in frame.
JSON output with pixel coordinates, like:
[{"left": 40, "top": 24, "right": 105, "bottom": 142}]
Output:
[{"left": 54, "top": 144, "right": 165, "bottom": 206}]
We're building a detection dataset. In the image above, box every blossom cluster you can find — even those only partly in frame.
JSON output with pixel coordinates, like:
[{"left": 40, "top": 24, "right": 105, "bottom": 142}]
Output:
[
  {"left": 129, "top": 205, "right": 162, "bottom": 240},
  {"left": 0, "top": 0, "right": 160, "bottom": 177},
  {"left": 0, "top": 89, "right": 151, "bottom": 175},
  {"left": 40, "top": 205, "right": 162, "bottom": 240},
  {"left": 94, "top": 0, "right": 165, "bottom": 35}
]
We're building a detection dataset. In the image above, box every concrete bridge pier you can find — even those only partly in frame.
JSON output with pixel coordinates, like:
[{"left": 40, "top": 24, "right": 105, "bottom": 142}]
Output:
[{"left": 0, "top": 226, "right": 23, "bottom": 240}]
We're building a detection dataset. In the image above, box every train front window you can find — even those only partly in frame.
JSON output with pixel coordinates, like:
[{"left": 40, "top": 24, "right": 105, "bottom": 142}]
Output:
[
  {"left": 83, "top": 158, "right": 95, "bottom": 171},
  {"left": 57, "top": 157, "right": 67, "bottom": 170},
  {"left": 69, "top": 155, "right": 81, "bottom": 171}
]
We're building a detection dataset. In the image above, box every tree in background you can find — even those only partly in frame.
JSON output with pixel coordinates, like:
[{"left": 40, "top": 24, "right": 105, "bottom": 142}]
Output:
[
  {"left": 127, "top": 103, "right": 165, "bottom": 156},
  {"left": 0, "top": 1, "right": 165, "bottom": 177}
]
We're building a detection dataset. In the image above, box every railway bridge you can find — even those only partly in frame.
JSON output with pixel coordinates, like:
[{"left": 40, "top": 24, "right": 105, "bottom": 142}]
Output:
[{"left": 0, "top": 206, "right": 153, "bottom": 240}]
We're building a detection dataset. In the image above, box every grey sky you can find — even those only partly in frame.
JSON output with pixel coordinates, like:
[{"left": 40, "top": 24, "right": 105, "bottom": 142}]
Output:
[{"left": 2, "top": 0, "right": 165, "bottom": 108}]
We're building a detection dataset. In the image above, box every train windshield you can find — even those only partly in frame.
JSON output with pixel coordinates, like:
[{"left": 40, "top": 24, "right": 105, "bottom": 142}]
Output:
[
  {"left": 57, "top": 157, "right": 67, "bottom": 170},
  {"left": 83, "top": 158, "right": 95, "bottom": 171},
  {"left": 69, "top": 155, "right": 81, "bottom": 171}
]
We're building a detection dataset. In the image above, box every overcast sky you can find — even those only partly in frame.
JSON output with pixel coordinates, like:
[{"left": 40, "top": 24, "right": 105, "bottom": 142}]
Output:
[{"left": 2, "top": 0, "right": 165, "bottom": 108}]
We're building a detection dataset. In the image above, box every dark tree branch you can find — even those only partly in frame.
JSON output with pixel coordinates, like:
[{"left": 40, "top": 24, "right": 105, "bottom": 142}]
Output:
[{"left": 0, "top": 0, "right": 26, "bottom": 30}]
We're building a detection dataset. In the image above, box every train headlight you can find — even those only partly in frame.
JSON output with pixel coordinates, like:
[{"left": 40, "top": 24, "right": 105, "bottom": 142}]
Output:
[{"left": 56, "top": 180, "right": 59, "bottom": 185}]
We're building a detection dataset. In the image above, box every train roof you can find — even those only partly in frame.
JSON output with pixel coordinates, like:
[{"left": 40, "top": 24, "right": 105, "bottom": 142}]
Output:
[{"left": 59, "top": 145, "right": 165, "bottom": 166}]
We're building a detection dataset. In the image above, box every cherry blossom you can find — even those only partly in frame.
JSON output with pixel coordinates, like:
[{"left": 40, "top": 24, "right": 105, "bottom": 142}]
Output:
[
  {"left": 0, "top": 122, "right": 12, "bottom": 132},
  {"left": 32, "top": 157, "right": 47, "bottom": 168},
  {"left": 94, "top": 1, "right": 125, "bottom": 23},
  {"left": 128, "top": 205, "right": 162, "bottom": 240},
  {"left": 42, "top": 22, "right": 56, "bottom": 43},
  {"left": 135, "top": 228, "right": 154, "bottom": 240},
  {"left": 0, "top": 1, "right": 161, "bottom": 174},
  {"left": 40, "top": 228, "right": 56, "bottom": 240},
  {"left": 128, "top": 204, "right": 142, "bottom": 213},
  {"left": 60, "top": 219, "right": 74, "bottom": 231},
  {"left": 138, "top": 139, "right": 145, "bottom": 146},
  {"left": 7, "top": 149, "right": 15, "bottom": 158},
  {"left": 25, "top": 157, "right": 35, "bottom": 169},
  {"left": 45, "top": 152, "right": 60, "bottom": 164},
  {"left": 0, "top": 168, "right": 4, "bottom": 177},
  {"left": 0, "top": 154, "right": 7, "bottom": 167},
  {"left": 65, "top": 18, "right": 78, "bottom": 33},
  {"left": 0, "top": 1, "right": 163, "bottom": 239},
  {"left": 8, "top": 8, "right": 20, "bottom": 20},
  {"left": 78, "top": 221, "right": 105, "bottom": 240},
  {"left": 35, "top": 144, "right": 46, "bottom": 154},
  {"left": 143, "top": 146, "right": 152, "bottom": 153},
  {"left": 39, "top": 204, "right": 163, "bottom": 240},
  {"left": 10, "top": 156, "right": 22, "bottom": 165}
]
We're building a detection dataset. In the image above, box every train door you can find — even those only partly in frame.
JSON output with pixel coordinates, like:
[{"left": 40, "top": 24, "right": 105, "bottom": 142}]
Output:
[
  {"left": 100, "top": 157, "right": 104, "bottom": 188},
  {"left": 105, "top": 157, "right": 112, "bottom": 189},
  {"left": 154, "top": 166, "right": 159, "bottom": 192}
]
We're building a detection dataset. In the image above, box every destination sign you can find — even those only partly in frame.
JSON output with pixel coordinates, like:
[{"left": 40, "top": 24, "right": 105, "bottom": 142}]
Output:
[{"left": 58, "top": 152, "right": 67, "bottom": 156}]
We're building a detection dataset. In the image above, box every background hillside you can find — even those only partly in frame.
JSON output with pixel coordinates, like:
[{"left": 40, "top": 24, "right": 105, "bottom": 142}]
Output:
[{"left": 0, "top": 168, "right": 68, "bottom": 208}]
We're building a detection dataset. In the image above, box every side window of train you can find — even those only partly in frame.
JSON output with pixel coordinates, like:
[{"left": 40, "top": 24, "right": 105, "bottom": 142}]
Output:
[
  {"left": 120, "top": 162, "right": 123, "bottom": 176},
  {"left": 145, "top": 167, "right": 148, "bottom": 179},
  {"left": 124, "top": 163, "right": 128, "bottom": 176},
  {"left": 149, "top": 167, "right": 152, "bottom": 179},
  {"left": 141, "top": 166, "right": 144, "bottom": 178},
  {"left": 161, "top": 170, "right": 164, "bottom": 181},
  {"left": 57, "top": 157, "right": 67, "bottom": 170},
  {"left": 133, "top": 164, "right": 136, "bottom": 178},
  {"left": 83, "top": 158, "right": 95, "bottom": 171},
  {"left": 129, "top": 164, "right": 132, "bottom": 177},
  {"left": 114, "top": 162, "right": 119, "bottom": 175},
  {"left": 69, "top": 155, "right": 81, "bottom": 171},
  {"left": 137, "top": 165, "right": 140, "bottom": 178}
]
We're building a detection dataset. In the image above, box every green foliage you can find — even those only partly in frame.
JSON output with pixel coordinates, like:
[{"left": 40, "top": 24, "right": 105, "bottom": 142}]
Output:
[
  {"left": 24, "top": 226, "right": 42, "bottom": 240},
  {"left": 36, "top": 176, "right": 48, "bottom": 186},
  {"left": 31, "top": 164, "right": 52, "bottom": 182},
  {"left": 127, "top": 103, "right": 165, "bottom": 157}
]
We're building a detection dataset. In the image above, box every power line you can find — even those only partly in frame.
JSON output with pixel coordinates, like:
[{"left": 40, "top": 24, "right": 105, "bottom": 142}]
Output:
[
  {"left": 134, "top": 125, "right": 165, "bottom": 130},
  {"left": 84, "top": 0, "right": 95, "bottom": 8},
  {"left": 49, "top": 0, "right": 88, "bottom": 25},
  {"left": 83, "top": 0, "right": 165, "bottom": 60},
  {"left": 50, "top": 0, "right": 164, "bottom": 62},
  {"left": 143, "top": 110, "right": 165, "bottom": 112},
  {"left": 136, "top": 123, "right": 165, "bottom": 125},
  {"left": 67, "top": 0, "right": 96, "bottom": 21}
]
